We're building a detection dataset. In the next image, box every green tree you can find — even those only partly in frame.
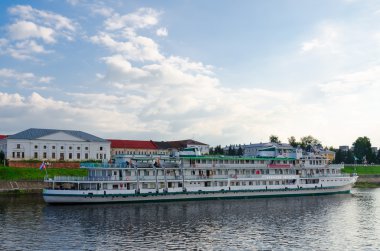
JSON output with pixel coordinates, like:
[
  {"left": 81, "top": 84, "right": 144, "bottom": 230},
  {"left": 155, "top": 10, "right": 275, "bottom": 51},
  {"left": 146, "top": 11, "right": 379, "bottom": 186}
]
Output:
[
  {"left": 353, "top": 136, "right": 375, "bottom": 164},
  {"left": 300, "top": 135, "right": 321, "bottom": 149},
  {"left": 334, "top": 149, "right": 343, "bottom": 164},
  {"left": 376, "top": 150, "right": 380, "bottom": 164},
  {"left": 214, "top": 145, "right": 223, "bottom": 155},
  {"left": 0, "top": 150, "right": 4, "bottom": 166},
  {"left": 228, "top": 145, "right": 237, "bottom": 156},
  {"left": 269, "top": 135, "right": 281, "bottom": 144},
  {"left": 209, "top": 147, "right": 214, "bottom": 155},
  {"left": 288, "top": 136, "right": 300, "bottom": 148},
  {"left": 237, "top": 146, "right": 243, "bottom": 156},
  {"left": 346, "top": 150, "right": 355, "bottom": 164}
]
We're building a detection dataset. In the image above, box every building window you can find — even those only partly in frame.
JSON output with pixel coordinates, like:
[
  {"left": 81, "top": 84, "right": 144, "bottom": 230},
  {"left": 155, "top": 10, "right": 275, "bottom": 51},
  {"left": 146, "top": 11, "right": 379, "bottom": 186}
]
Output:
[
  {"left": 12, "top": 152, "right": 15, "bottom": 158},
  {"left": 34, "top": 152, "right": 38, "bottom": 158},
  {"left": 100, "top": 146, "right": 103, "bottom": 151},
  {"left": 43, "top": 145, "right": 47, "bottom": 149},
  {"left": 52, "top": 152, "right": 56, "bottom": 159},
  {"left": 77, "top": 146, "right": 80, "bottom": 150},
  {"left": 61, "top": 146, "right": 64, "bottom": 150},
  {"left": 100, "top": 154, "right": 103, "bottom": 159},
  {"left": 43, "top": 152, "right": 47, "bottom": 158},
  {"left": 22, "top": 152, "right": 24, "bottom": 158},
  {"left": 52, "top": 146, "right": 56, "bottom": 149},
  {"left": 85, "top": 153, "right": 88, "bottom": 159},
  {"left": 69, "top": 153, "right": 72, "bottom": 159},
  {"left": 16, "top": 144, "right": 20, "bottom": 149},
  {"left": 69, "top": 146, "right": 72, "bottom": 150},
  {"left": 34, "top": 145, "right": 38, "bottom": 149},
  {"left": 77, "top": 153, "right": 80, "bottom": 159},
  {"left": 60, "top": 153, "right": 64, "bottom": 160},
  {"left": 85, "top": 147, "right": 88, "bottom": 150}
]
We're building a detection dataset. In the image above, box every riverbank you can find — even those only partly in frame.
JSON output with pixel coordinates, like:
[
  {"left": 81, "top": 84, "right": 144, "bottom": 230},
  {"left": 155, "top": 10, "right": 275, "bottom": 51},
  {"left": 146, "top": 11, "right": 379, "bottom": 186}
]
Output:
[
  {"left": 0, "top": 166, "right": 87, "bottom": 194},
  {"left": 0, "top": 166, "right": 87, "bottom": 180},
  {"left": 0, "top": 181, "right": 44, "bottom": 194},
  {"left": 355, "top": 175, "right": 380, "bottom": 188},
  {"left": 1, "top": 165, "right": 380, "bottom": 193}
]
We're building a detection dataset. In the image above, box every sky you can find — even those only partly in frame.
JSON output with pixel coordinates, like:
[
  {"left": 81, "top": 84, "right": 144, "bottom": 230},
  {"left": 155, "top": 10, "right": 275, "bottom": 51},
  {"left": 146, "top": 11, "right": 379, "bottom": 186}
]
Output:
[{"left": 1, "top": 0, "right": 380, "bottom": 148}]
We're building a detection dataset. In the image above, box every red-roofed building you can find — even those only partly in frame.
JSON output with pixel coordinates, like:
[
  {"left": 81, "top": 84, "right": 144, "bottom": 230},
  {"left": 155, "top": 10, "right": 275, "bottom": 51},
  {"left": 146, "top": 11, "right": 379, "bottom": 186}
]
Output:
[
  {"left": 108, "top": 139, "right": 164, "bottom": 156},
  {"left": 0, "top": 135, "right": 6, "bottom": 156}
]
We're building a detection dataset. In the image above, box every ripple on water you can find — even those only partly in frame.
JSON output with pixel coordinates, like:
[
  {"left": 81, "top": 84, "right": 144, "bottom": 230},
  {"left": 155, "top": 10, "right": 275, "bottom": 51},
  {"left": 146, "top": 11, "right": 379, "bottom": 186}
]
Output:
[{"left": 1, "top": 189, "right": 380, "bottom": 250}]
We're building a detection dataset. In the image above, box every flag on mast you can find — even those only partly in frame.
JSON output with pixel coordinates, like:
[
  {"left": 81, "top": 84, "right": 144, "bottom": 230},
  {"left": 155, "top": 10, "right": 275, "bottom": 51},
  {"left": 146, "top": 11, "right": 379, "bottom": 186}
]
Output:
[{"left": 39, "top": 161, "right": 46, "bottom": 170}]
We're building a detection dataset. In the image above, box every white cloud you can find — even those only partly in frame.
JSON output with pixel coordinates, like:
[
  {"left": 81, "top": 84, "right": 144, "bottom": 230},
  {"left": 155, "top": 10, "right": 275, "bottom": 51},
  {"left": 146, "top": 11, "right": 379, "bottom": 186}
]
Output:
[
  {"left": 1, "top": 5, "right": 76, "bottom": 60},
  {"left": 156, "top": 27, "right": 168, "bottom": 37},
  {"left": 319, "top": 66, "right": 380, "bottom": 95},
  {"left": 8, "top": 5, "right": 76, "bottom": 32},
  {"left": 91, "top": 6, "right": 114, "bottom": 17},
  {"left": 91, "top": 32, "right": 164, "bottom": 62},
  {"left": 300, "top": 23, "right": 341, "bottom": 53},
  {"left": 8, "top": 21, "right": 56, "bottom": 44},
  {"left": 0, "top": 68, "right": 53, "bottom": 89},
  {"left": 104, "top": 8, "right": 160, "bottom": 31},
  {"left": 6, "top": 40, "right": 51, "bottom": 60}
]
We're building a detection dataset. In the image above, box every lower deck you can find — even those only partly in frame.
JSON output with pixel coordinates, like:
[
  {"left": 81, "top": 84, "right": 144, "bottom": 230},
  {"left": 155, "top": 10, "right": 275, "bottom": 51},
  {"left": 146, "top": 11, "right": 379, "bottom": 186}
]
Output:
[
  {"left": 43, "top": 184, "right": 353, "bottom": 204},
  {"left": 45, "top": 175, "right": 357, "bottom": 195}
]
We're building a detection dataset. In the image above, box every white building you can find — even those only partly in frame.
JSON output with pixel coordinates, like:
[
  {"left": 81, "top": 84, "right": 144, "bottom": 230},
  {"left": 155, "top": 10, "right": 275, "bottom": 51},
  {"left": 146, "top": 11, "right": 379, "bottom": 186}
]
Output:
[{"left": 1, "top": 128, "right": 111, "bottom": 161}]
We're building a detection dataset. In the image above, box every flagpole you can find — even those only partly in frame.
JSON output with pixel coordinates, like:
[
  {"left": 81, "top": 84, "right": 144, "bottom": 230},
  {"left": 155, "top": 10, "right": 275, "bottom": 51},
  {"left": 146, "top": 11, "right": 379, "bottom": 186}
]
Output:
[{"left": 44, "top": 164, "right": 48, "bottom": 179}]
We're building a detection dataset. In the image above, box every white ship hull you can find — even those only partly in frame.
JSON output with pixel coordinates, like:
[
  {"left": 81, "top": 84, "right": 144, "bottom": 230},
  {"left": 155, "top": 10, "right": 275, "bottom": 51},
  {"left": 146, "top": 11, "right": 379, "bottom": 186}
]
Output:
[{"left": 43, "top": 183, "right": 354, "bottom": 204}]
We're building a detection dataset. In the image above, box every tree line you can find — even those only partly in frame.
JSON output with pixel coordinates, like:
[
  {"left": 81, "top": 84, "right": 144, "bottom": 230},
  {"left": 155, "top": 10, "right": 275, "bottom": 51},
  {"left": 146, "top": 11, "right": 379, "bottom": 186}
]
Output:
[
  {"left": 334, "top": 136, "right": 380, "bottom": 164},
  {"left": 209, "top": 135, "right": 380, "bottom": 164}
]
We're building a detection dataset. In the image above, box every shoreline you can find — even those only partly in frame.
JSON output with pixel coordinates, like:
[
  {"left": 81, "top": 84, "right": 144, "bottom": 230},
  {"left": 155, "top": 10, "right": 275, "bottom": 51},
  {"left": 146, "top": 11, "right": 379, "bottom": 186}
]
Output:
[{"left": 1, "top": 175, "right": 380, "bottom": 194}]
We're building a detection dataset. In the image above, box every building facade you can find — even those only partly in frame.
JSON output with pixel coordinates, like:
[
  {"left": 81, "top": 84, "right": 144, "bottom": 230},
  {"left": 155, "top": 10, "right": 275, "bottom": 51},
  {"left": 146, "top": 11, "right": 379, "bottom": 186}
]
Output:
[
  {"left": 108, "top": 140, "right": 162, "bottom": 156},
  {"left": 3, "top": 128, "right": 110, "bottom": 161},
  {"left": 158, "top": 139, "right": 210, "bottom": 155}
]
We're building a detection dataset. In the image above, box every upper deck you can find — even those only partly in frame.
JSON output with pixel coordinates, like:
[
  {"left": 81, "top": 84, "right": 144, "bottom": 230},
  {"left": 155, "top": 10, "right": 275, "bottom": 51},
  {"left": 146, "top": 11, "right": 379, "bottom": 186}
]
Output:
[{"left": 81, "top": 156, "right": 343, "bottom": 170}]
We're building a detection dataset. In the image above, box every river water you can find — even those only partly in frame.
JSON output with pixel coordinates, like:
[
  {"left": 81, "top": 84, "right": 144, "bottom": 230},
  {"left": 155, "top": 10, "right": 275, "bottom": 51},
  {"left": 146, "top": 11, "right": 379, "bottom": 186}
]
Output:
[{"left": 1, "top": 189, "right": 380, "bottom": 250}]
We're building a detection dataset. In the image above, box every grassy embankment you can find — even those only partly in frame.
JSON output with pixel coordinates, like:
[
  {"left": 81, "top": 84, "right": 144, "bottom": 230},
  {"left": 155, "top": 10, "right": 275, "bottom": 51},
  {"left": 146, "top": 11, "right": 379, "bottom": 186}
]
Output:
[
  {"left": 1, "top": 165, "right": 380, "bottom": 187},
  {"left": 0, "top": 166, "right": 87, "bottom": 181},
  {"left": 342, "top": 166, "right": 380, "bottom": 188}
]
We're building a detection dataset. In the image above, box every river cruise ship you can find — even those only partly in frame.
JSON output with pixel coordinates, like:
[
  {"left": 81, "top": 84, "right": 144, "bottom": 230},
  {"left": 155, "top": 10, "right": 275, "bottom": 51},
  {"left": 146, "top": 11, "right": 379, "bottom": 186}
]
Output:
[{"left": 43, "top": 155, "right": 358, "bottom": 204}]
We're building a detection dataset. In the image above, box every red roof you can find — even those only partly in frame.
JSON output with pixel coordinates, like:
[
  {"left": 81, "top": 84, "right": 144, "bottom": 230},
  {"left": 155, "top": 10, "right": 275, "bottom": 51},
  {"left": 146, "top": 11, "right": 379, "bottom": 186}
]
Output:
[
  {"left": 0, "top": 135, "right": 7, "bottom": 140},
  {"left": 108, "top": 139, "right": 157, "bottom": 149}
]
